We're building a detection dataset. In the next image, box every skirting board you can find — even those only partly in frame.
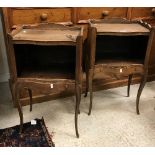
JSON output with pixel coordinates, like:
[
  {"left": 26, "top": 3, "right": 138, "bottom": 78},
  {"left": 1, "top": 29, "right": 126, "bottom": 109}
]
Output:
[{"left": 0, "top": 72, "right": 10, "bottom": 83}]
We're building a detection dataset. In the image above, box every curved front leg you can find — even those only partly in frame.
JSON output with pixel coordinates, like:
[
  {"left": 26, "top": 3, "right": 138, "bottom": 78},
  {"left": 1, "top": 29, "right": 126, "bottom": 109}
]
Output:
[
  {"left": 84, "top": 62, "right": 89, "bottom": 97},
  {"left": 136, "top": 74, "right": 147, "bottom": 115},
  {"left": 15, "top": 83, "right": 23, "bottom": 133},
  {"left": 88, "top": 69, "right": 94, "bottom": 115},
  {"left": 84, "top": 53, "right": 89, "bottom": 98},
  {"left": 75, "top": 83, "right": 81, "bottom": 138}
]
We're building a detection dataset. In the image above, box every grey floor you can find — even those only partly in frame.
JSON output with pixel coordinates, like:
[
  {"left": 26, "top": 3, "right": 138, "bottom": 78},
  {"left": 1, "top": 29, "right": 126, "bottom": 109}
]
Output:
[{"left": 1, "top": 81, "right": 155, "bottom": 146}]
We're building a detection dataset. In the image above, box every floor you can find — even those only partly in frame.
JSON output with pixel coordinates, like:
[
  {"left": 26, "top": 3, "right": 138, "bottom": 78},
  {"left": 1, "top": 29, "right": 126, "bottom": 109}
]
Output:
[{"left": 0, "top": 81, "right": 155, "bottom": 146}]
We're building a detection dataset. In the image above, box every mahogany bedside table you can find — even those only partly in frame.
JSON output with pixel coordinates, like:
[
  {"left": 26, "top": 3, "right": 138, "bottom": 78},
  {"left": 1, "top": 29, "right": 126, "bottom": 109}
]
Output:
[
  {"left": 85, "top": 18, "right": 155, "bottom": 115},
  {"left": 8, "top": 23, "right": 83, "bottom": 138}
]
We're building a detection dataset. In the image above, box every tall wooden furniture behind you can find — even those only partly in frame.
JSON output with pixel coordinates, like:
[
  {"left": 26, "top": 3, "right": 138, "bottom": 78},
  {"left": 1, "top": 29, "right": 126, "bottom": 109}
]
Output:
[
  {"left": 8, "top": 23, "right": 83, "bottom": 138},
  {"left": 85, "top": 18, "right": 155, "bottom": 115}
]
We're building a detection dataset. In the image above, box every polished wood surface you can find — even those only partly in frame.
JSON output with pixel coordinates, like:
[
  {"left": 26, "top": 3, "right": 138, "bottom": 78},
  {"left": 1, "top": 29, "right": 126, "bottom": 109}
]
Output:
[
  {"left": 91, "top": 23, "right": 150, "bottom": 33},
  {"left": 11, "top": 24, "right": 81, "bottom": 44}
]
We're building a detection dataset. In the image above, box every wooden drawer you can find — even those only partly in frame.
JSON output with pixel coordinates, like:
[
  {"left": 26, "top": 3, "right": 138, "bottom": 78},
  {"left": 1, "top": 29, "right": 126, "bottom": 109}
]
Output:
[
  {"left": 94, "top": 64, "right": 144, "bottom": 78},
  {"left": 77, "top": 7, "right": 128, "bottom": 23},
  {"left": 131, "top": 8, "right": 155, "bottom": 19},
  {"left": 11, "top": 8, "right": 72, "bottom": 26},
  {"left": 19, "top": 79, "right": 75, "bottom": 99}
]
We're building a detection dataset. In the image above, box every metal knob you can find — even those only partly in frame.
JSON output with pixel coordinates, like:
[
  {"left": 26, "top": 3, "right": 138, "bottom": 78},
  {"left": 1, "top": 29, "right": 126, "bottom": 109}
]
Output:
[
  {"left": 40, "top": 13, "right": 48, "bottom": 21},
  {"left": 102, "top": 10, "right": 109, "bottom": 17}
]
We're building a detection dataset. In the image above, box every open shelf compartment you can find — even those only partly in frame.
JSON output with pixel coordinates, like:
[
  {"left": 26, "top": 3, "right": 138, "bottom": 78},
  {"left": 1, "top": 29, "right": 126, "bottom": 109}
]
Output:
[
  {"left": 95, "top": 35, "right": 149, "bottom": 65},
  {"left": 14, "top": 44, "right": 76, "bottom": 79}
]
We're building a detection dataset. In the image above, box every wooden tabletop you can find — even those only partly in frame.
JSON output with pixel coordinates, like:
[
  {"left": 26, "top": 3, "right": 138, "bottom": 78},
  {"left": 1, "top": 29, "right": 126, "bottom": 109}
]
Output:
[
  {"left": 12, "top": 28, "right": 81, "bottom": 42},
  {"left": 92, "top": 23, "right": 150, "bottom": 34}
]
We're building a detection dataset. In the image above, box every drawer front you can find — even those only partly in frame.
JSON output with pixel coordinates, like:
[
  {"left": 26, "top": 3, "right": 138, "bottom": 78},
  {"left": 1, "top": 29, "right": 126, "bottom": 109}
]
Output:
[
  {"left": 11, "top": 8, "right": 72, "bottom": 25},
  {"left": 94, "top": 64, "right": 144, "bottom": 78},
  {"left": 19, "top": 80, "right": 75, "bottom": 99},
  {"left": 131, "top": 8, "right": 155, "bottom": 19},
  {"left": 77, "top": 7, "right": 128, "bottom": 23}
]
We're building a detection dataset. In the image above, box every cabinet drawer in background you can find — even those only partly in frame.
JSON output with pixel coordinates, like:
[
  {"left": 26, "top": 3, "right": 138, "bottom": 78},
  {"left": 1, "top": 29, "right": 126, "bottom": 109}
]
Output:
[
  {"left": 77, "top": 7, "right": 128, "bottom": 23},
  {"left": 130, "top": 8, "right": 155, "bottom": 20},
  {"left": 11, "top": 8, "right": 72, "bottom": 26}
]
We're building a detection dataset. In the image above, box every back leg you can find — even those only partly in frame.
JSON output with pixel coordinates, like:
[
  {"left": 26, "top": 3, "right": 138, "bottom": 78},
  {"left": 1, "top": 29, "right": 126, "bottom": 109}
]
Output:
[
  {"left": 27, "top": 88, "right": 32, "bottom": 112},
  {"left": 127, "top": 74, "right": 133, "bottom": 97}
]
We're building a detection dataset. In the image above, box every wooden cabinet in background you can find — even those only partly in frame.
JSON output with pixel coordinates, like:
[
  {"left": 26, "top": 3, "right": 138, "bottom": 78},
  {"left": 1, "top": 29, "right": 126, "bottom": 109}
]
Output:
[
  {"left": 129, "top": 8, "right": 155, "bottom": 20},
  {"left": 1, "top": 7, "right": 155, "bottom": 106}
]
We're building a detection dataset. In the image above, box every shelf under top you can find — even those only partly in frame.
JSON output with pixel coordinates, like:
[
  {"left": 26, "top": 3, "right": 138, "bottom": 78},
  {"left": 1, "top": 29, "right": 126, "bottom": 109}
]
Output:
[
  {"left": 91, "top": 23, "right": 150, "bottom": 34},
  {"left": 12, "top": 26, "right": 81, "bottom": 43}
]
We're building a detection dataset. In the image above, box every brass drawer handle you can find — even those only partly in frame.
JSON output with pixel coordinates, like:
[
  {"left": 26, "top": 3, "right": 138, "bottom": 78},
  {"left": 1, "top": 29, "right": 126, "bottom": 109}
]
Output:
[
  {"left": 40, "top": 13, "right": 48, "bottom": 21},
  {"left": 102, "top": 10, "right": 109, "bottom": 17}
]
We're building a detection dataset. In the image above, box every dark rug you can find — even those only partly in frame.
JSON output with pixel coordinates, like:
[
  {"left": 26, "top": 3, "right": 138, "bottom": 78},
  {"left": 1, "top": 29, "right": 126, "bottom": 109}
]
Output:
[{"left": 0, "top": 117, "right": 55, "bottom": 147}]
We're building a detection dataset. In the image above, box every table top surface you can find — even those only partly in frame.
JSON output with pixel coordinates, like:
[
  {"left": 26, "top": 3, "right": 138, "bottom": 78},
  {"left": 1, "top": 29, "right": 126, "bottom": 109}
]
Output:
[
  {"left": 91, "top": 23, "right": 150, "bottom": 34},
  {"left": 12, "top": 26, "right": 82, "bottom": 42}
]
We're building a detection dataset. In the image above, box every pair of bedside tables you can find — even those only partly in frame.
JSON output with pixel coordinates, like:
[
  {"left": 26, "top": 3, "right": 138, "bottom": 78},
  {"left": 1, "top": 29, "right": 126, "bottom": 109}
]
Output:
[{"left": 8, "top": 18, "right": 155, "bottom": 138}]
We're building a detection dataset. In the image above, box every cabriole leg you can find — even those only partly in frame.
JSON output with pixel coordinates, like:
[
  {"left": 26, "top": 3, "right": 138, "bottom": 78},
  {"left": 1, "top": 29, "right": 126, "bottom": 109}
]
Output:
[
  {"left": 15, "top": 83, "right": 23, "bottom": 133},
  {"left": 75, "top": 84, "right": 81, "bottom": 138},
  {"left": 136, "top": 74, "right": 147, "bottom": 115},
  {"left": 84, "top": 55, "right": 89, "bottom": 97},
  {"left": 88, "top": 69, "right": 93, "bottom": 115}
]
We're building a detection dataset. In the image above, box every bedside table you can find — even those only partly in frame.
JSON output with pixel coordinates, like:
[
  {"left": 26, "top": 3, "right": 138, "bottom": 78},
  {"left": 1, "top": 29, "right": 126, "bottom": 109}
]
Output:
[
  {"left": 85, "top": 18, "right": 155, "bottom": 115},
  {"left": 8, "top": 23, "right": 83, "bottom": 138}
]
